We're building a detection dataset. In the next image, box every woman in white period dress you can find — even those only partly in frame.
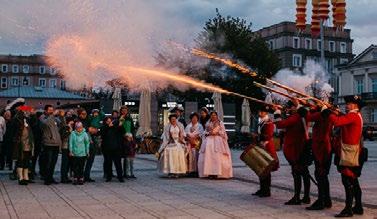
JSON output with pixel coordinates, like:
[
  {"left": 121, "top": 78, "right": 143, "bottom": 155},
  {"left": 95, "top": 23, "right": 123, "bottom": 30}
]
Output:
[
  {"left": 198, "top": 111, "right": 233, "bottom": 179},
  {"left": 185, "top": 112, "right": 204, "bottom": 175},
  {"left": 157, "top": 114, "right": 187, "bottom": 177}
]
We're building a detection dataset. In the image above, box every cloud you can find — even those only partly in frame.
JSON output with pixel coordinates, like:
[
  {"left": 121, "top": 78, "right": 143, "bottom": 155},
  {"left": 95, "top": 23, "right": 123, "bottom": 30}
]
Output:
[{"left": 0, "top": 0, "right": 375, "bottom": 56}]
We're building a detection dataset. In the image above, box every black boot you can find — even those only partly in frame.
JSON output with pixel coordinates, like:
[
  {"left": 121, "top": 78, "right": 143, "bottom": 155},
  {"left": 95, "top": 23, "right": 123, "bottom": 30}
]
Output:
[
  {"left": 301, "top": 169, "right": 311, "bottom": 204},
  {"left": 335, "top": 176, "right": 354, "bottom": 218},
  {"left": 323, "top": 176, "right": 332, "bottom": 208},
  {"left": 352, "top": 179, "right": 363, "bottom": 215},
  {"left": 285, "top": 172, "right": 301, "bottom": 205},
  {"left": 259, "top": 174, "right": 271, "bottom": 197},
  {"left": 252, "top": 177, "right": 263, "bottom": 196},
  {"left": 306, "top": 176, "right": 324, "bottom": 210}
]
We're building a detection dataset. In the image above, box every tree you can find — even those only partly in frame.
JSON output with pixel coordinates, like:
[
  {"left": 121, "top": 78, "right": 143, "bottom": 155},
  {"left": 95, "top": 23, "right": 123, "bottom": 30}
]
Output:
[
  {"left": 195, "top": 9, "right": 280, "bottom": 100},
  {"left": 155, "top": 9, "right": 281, "bottom": 117}
]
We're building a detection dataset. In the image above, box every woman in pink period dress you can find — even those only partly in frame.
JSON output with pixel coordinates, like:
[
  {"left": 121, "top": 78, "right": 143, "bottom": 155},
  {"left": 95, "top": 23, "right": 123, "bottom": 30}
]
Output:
[{"left": 198, "top": 111, "right": 233, "bottom": 179}]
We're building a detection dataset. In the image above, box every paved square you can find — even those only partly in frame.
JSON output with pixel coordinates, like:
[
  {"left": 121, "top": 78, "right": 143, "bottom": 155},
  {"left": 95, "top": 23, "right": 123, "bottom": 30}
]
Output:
[{"left": 1, "top": 143, "right": 377, "bottom": 218}]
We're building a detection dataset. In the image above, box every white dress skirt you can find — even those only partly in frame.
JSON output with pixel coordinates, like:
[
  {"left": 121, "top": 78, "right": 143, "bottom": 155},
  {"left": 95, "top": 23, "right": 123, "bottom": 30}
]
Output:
[
  {"left": 158, "top": 125, "right": 187, "bottom": 174},
  {"left": 198, "top": 121, "right": 233, "bottom": 179},
  {"left": 185, "top": 123, "right": 204, "bottom": 173}
]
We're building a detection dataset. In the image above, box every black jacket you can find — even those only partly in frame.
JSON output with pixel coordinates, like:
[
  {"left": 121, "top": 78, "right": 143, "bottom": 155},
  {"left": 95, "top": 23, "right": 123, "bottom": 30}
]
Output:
[{"left": 100, "top": 122, "right": 123, "bottom": 152}]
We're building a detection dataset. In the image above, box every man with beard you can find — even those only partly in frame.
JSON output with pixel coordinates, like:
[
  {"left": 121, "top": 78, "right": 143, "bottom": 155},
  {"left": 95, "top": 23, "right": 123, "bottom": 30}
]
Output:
[{"left": 40, "top": 105, "right": 62, "bottom": 185}]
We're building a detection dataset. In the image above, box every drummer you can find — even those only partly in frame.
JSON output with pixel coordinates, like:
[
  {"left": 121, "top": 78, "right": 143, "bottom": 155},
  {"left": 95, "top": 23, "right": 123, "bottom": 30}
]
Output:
[{"left": 252, "top": 105, "right": 279, "bottom": 197}]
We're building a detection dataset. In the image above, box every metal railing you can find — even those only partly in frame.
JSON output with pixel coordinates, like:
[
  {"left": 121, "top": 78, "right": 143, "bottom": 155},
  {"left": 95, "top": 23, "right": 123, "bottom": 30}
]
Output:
[{"left": 361, "top": 92, "right": 377, "bottom": 101}]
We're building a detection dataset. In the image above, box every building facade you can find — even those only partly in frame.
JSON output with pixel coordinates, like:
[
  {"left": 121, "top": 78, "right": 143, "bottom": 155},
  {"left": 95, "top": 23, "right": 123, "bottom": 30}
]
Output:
[
  {"left": 336, "top": 45, "right": 377, "bottom": 127},
  {"left": 0, "top": 54, "right": 92, "bottom": 109},
  {"left": 255, "top": 21, "right": 354, "bottom": 94},
  {"left": 0, "top": 54, "right": 66, "bottom": 90}
]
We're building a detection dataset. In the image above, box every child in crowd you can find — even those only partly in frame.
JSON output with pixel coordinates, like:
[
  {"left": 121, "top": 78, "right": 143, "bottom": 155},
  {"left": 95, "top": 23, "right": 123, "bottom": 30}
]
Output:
[
  {"left": 124, "top": 133, "right": 137, "bottom": 179},
  {"left": 69, "top": 122, "right": 90, "bottom": 185}
]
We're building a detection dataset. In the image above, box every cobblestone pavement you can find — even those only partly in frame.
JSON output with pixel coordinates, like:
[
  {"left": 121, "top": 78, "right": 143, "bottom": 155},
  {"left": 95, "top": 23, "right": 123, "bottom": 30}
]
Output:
[{"left": 0, "top": 142, "right": 376, "bottom": 218}]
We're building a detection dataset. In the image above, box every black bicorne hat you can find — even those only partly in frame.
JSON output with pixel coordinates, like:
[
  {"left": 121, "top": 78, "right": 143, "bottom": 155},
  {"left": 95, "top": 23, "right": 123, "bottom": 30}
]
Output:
[
  {"left": 344, "top": 95, "right": 365, "bottom": 109},
  {"left": 259, "top": 105, "right": 272, "bottom": 113}
]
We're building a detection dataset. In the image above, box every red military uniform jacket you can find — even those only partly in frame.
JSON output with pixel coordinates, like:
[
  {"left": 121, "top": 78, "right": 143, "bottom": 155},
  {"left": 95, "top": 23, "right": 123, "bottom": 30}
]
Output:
[
  {"left": 307, "top": 111, "right": 334, "bottom": 165},
  {"left": 258, "top": 119, "right": 279, "bottom": 171},
  {"left": 330, "top": 110, "right": 363, "bottom": 178},
  {"left": 275, "top": 113, "right": 308, "bottom": 165}
]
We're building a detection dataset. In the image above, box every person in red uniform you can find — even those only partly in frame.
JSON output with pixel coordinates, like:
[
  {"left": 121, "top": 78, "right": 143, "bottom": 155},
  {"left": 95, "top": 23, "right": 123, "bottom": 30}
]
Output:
[
  {"left": 306, "top": 107, "right": 335, "bottom": 210},
  {"left": 323, "top": 95, "right": 366, "bottom": 217},
  {"left": 274, "top": 101, "right": 311, "bottom": 205},
  {"left": 252, "top": 106, "right": 279, "bottom": 197}
]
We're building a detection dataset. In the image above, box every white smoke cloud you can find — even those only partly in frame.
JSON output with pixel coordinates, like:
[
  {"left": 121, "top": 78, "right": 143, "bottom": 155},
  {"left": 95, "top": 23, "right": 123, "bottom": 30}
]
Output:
[
  {"left": 0, "top": 0, "right": 203, "bottom": 91},
  {"left": 270, "top": 60, "right": 334, "bottom": 102}
]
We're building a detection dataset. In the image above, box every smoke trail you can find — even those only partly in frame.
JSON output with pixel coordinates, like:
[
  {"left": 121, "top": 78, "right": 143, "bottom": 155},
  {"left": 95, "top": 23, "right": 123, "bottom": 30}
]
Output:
[{"left": 271, "top": 60, "right": 334, "bottom": 102}]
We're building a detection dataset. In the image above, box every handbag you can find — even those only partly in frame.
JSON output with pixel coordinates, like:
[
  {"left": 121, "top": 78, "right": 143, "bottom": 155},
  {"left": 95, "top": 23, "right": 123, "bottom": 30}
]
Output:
[{"left": 339, "top": 142, "right": 360, "bottom": 167}]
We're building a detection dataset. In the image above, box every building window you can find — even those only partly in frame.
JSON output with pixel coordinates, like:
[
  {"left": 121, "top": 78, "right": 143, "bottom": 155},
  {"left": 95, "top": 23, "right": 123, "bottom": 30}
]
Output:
[
  {"left": 11, "top": 77, "right": 19, "bottom": 86},
  {"left": 372, "top": 78, "right": 377, "bottom": 92},
  {"left": 22, "top": 77, "right": 30, "bottom": 86},
  {"left": 305, "top": 38, "right": 312, "bottom": 50},
  {"left": 373, "top": 51, "right": 377, "bottom": 60},
  {"left": 354, "top": 78, "right": 364, "bottom": 94},
  {"left": 268, "top": 40, "right": 274, "bottom": 50},
  {"left": 317, "top": 40, "right": 322, "bottom": 51},
  {"left": 39, "top": 66, "right": 46, "bottom": 74},
  {"left": 329, "top": 41, "right": 335, "bottom": 52},
  {"left": 49, "top": 79, "right": 57, "bottom": 88},
  {"left": 293, "top": 37, "right": 300, "bottom": 49},
  {"left": 292, "top": 54, "right": 302, "bottom": 67},
  {"left": 60, "top": 80, "right": 66, "bottom": 90},
  {"left": 50, "top": 67, "right": 57, "bottom": 75},
  {"left": 1, "top": 77, "right": 7, "bottom": 89},
  {"left": 371, "top": 108, "right": 377, "bottom": 123},
  {"left": 12, "top": 65, "right": 19, "bottom": 73},
  {"left": 340, "top": 42, "right": 347, "bottom": 53},
  {"left": 39, "top": 78, "right": 46, "bottom": 87},
  {"left": 23, "top": 65, "right": 29, "bottom": 73},
  {"left": 1, "top": 64, "right": 8, "bottom": 73},
  {"left": 340, "top": 58, "right": 349, "bottom": 64}
]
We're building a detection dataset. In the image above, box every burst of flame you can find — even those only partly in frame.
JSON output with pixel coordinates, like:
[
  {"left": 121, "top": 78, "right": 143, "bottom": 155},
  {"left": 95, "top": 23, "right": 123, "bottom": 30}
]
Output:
[
  {"left": 191, "top": 48, "right": 257, "bottom": 77},
  {"left": 46, "top": 35, "right": 268, "bottom": 105}
]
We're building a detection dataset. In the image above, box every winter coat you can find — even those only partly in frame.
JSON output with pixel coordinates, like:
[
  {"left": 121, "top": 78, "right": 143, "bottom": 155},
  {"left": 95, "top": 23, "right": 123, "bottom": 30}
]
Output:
[
  {"left": 69, "top": 130, "right": 90, "bottom": 157},
  {"left": 100, "top": 122, "right": 123, "bottom": 153},
  {"left": 40, "top": 114, "right": 62, "bottom": 147},
  {"left": 11, "top": 113, "right": 34, "bottom": 160}
]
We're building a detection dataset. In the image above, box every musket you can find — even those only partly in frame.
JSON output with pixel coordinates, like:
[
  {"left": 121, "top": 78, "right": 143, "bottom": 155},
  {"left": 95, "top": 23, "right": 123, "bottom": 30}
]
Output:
[
  {"left": 244, "top": 96, "right": 282, "bottom": 109},
  {"left": 254, "top": 82, "right": 317, "bottom": 108},
  {"left": 264, "top": 79, "right": 333, "bottom": 108},
  {"left": 191, "top": 48, "right": 335, "bottom": 109}
]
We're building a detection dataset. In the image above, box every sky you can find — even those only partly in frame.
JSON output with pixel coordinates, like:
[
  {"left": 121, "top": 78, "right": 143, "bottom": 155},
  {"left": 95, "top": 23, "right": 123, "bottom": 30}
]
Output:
[{"left": 0, "top": 0, "right": 376, "bottom": 56}]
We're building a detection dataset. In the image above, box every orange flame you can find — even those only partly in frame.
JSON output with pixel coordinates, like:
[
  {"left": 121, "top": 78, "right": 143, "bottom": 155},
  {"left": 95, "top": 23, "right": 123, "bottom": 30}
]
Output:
[
  {"left": 191, "top": 48, "right": 257, "bottom": 77},
  {"left": 46, "top": 35, "right": 269, "bottom": 104}
]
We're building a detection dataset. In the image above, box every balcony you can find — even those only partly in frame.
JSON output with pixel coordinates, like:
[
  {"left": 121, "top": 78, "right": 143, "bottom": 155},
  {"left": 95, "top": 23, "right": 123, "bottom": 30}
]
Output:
[{"left": 361, "top": 92, "right": 377, "bottom": 101}]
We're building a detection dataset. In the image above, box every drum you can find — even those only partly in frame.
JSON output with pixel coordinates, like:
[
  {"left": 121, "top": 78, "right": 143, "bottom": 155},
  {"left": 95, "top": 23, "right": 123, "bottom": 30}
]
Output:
[{"left": 240, "top": 144, "right": 277, "bottom": 178}]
